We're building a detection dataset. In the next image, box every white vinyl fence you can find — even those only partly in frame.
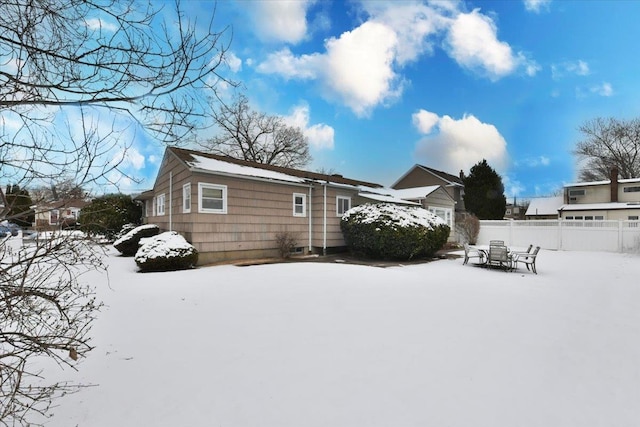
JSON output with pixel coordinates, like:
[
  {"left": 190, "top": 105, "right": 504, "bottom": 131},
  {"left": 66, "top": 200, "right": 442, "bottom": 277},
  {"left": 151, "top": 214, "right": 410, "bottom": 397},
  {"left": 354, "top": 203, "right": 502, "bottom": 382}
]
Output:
[{"left": 477, "top": 220, "right": 640, "bottom": 253}]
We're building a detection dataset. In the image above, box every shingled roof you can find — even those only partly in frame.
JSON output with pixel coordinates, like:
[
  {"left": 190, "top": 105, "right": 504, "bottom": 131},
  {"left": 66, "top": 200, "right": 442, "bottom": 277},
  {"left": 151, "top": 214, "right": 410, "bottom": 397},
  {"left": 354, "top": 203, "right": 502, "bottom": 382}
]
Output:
[
  {"left": 416, "top": 164, "right": 464, "bottom": 186},
  {"left": 168, "top": 147, "right": 384, "bottom": 189}
]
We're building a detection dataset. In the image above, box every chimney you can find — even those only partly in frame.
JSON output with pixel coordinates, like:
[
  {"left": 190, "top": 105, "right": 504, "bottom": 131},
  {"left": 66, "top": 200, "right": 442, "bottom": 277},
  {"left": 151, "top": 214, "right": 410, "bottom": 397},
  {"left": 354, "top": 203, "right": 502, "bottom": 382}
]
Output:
[
  {"left": 459, "top": 170, "right": 464, "bottom": 180},
  {"left": 610, "top": 166, "right": 619, "bottom": 202}
]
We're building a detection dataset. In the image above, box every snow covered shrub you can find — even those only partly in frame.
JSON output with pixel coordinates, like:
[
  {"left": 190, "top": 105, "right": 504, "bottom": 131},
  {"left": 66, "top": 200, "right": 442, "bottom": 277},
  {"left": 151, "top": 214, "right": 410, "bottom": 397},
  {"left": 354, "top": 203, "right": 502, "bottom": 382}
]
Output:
[
  {"left": 116, "top": 223, "right": 138, "bottom": 239},
  {"left": 135, "top": 231, "right": 198, "bottom": 272},
  {"left": 340, "top": 203, "right": 450, "bottom": 260},
  {"left": 113, "top": 224, "right": 160, "bottom": 256}
]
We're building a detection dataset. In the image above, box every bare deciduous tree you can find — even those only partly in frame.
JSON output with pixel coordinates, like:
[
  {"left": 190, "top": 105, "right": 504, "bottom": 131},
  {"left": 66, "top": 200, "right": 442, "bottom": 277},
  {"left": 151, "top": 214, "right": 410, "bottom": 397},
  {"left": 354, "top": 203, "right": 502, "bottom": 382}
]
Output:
[
  {"left": 575, "top": 117, "right": 640, "bottom": 181},
  {"left": 0, "top": 0, "right": 231, "bottom": 424},
  {"left": 201, "top": 94, "right": 312, "bottom": 168}
]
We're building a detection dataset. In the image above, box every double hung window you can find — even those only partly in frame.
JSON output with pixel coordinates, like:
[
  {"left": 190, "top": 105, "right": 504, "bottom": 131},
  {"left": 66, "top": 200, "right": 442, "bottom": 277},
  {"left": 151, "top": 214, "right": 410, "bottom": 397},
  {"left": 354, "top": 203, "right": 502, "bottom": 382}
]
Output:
[
  {"left": 336, "top": 196, "right": 351, "bottom": 216},
  {"left": 293, "top": 193, "right": 306, "bottom": 217},
  {"left": 198, "top": 183, "right": 227, "bottom": 214}
]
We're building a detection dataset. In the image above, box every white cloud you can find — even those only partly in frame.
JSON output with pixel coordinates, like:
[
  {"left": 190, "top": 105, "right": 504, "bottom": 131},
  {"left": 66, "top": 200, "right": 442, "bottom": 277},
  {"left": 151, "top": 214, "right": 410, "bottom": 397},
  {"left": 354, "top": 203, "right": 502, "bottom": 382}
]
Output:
[
  {"left": 591, "top": 82, "right": 613, "bottom": 97},
  {"left": 362, "top": 1, "right": 447, "bottom": 65},
  {"left": 225, "top": 52, "right": 242, "bottom": 73},
  {"left": 123, "top": 147, "right": 146, "bottom": 170},
  {"left": 85, "top": 18, "right": 118, "bottom": 32},
  {"left": 523, "top": 0, "right": 551, "bottom": 13},
  {"left": 320, "top": 21, "right": 402, "bottom": 116},
  {"left": 259, "top": 22, "right": 402, "bottom": 117},
  {"left": 285, "top": 104, "right": 335, "bottom": 150},
  {"left": 248, "top": 0, "right": 314, "bottom": 44},
  {"left": 445, "top": 9, "right": 535, "bottom": 80},
  {"left": 257, "top": 48, "right": 319, "bottom": 80},
  {"left": 503, "top": 175, "right": 525, "bottom": 197},
  {"left": 412, "top": 109, "right": 440, "bottom": 134},
  {"left": 518, "top": 156, "right": 551, "bottom": 168},
  {"left": 258, "top": 2, "right": 535, "bottom": 115},
  {"left": 414, "top": 110, "right": 508, "bottom": 175},
  {"left": 551, "top": 60, "right": 590, "bottom": 80}
]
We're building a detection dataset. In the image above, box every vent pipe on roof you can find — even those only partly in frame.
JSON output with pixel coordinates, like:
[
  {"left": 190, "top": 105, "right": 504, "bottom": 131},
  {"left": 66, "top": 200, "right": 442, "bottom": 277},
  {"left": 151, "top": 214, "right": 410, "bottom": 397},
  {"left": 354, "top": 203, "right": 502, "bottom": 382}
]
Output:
[{"left": 611, "top": 166, "right": 619, "bottom": 203}]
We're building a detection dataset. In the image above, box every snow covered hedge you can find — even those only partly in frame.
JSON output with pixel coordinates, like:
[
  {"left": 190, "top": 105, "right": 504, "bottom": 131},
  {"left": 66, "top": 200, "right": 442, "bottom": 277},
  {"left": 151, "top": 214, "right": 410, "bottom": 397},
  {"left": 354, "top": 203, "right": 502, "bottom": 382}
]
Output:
[
  {"left": 340, "top": 203, "right": 450, "bottom": 260},
  {"left": 113, "top": 224, "right": 160, "bottom": 256},
  {"left": 134, "top": 231, "right": 198, "bottom": 272}
]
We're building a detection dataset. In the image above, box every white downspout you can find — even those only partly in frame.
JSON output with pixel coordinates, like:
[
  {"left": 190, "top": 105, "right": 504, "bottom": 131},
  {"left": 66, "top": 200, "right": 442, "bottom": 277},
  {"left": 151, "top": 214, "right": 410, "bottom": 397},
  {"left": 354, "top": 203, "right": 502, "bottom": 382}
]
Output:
[
  {"left": 169, "top": 171, "right": 173, "bottom": 232},
  {"left": 323, "top": 182, "right": 327, "bottom": 255},
  {"left": 308, "top": 185, "right": 312, "bottom": 253}
]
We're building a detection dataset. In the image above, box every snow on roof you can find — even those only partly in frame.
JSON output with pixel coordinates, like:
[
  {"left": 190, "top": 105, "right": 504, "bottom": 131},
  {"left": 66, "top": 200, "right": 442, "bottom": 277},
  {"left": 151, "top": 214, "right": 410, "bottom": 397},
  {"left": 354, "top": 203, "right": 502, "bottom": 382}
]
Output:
[
  {"left": 188, "top": 154, "right": 308, "bottom": 184},
  {"left": 387, "top": 185, "right": 441, "bottom": 200},
  {"left": 559, "top": 202, "right": 640, "bottom": 212},
  {"left": 565, "top": 177, "right": 640, "bottom": 187},
  {"left": 358, "top": 192, "right": 419, "bottom": 205},
  {"left": 525, "top": 196, "right": 564, "bottom": 216},
  {"left": 170, "top": 147, "right": 383, "bottom": 189}
]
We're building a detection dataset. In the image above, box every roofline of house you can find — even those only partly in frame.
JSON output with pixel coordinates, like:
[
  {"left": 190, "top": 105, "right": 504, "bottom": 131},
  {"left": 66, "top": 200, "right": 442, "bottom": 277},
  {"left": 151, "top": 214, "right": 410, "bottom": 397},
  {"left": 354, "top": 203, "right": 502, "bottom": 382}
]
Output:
[
  {"left": 390, "top": 164, "right": 463, "bottom": 189},
  {"left": 565, "top": 177, "right": 640, "bottom": 188},
  {"left": 169, "top": 146, "right": 384, "bottom": 189},
  {"left": 558, "top": 202, "right": 640, "bottom": 211}
]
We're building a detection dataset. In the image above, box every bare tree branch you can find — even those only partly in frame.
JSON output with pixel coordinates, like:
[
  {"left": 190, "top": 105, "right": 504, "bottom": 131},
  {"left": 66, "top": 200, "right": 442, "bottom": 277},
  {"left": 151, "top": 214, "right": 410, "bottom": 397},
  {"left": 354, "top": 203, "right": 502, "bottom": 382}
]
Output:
[
  {"left": 1, "top": 0, "right": 233, "bottom": 424},
  {"left": 201, "top": 94, "right": 312, "bottom": 168},
  {"left": 575, "top": 117, "right": 640, "bottom": 181}
]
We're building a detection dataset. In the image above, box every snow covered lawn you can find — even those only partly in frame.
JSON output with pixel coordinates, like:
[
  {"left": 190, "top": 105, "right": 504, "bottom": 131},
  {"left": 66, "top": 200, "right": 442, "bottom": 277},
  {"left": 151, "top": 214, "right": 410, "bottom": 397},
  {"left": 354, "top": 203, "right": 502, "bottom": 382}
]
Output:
[{"left": 44, "top": 248, "right": 640, "bottom": 426}]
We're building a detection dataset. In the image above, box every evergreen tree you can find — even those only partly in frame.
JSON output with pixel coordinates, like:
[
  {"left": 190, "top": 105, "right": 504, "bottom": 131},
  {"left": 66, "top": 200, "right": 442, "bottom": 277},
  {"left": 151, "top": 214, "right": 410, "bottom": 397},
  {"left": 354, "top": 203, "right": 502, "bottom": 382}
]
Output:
[
  {"left": 5, "top": 184, "right": 35, "bottom": 227},
  {"left": 462, "top": 160, "right": 506, "bottom": 220},
  {"left": 79, "top": 194, "right": 142, "bottom": 240}
]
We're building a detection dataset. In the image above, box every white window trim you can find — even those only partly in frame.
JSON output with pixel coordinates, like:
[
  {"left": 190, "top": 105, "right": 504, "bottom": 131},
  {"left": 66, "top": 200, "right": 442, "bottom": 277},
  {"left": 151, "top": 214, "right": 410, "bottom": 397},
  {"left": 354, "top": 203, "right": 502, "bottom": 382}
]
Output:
[
  {"left": 198, "top": 183, "right": 227, "bottom": 214},
  {"left": 336, "top": 196, "right": 351, "bottom": 216},
  {"left": 183, "top": 183, "right": 191, "bottom": 214},
  {"left": 293, "top": 193, "right": 306, "bottom": 217},
  {"left": 156, "top": 193, "right": 166, "bottom": 216},
  {"left": 428, "top": 206, "right": 453, "bottom": 228}
]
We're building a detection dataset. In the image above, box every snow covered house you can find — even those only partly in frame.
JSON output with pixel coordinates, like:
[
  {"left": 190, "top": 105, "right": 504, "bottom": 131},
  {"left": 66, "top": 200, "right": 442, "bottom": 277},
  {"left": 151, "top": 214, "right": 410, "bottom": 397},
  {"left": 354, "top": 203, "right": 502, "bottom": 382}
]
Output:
[
  {"left": 525, "top": 196, "right": 564, "bottom": 220},
  {"left": 139, "top": 147, "right": 425, "bottom": 264},
  {"left": 392, "top": 164, "right": 465, "bottom": 214},
  {"left": 559, "top": 168, "right": 640, "bottom": 221},
  {"left": 33, "top": 199, "right": 87, "bottom": 230}
]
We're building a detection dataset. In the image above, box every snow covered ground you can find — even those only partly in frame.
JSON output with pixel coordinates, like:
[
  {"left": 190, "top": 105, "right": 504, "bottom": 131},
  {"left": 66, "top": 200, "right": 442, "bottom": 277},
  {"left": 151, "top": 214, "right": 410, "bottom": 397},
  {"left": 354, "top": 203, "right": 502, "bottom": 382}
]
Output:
[{"left": 40, "top": 248, "right": 640, "bottom": 426}]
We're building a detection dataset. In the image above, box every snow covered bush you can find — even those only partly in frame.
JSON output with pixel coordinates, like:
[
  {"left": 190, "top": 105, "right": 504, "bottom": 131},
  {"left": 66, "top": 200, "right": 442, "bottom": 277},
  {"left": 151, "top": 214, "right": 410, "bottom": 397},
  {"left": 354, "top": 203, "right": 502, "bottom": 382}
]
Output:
[
  {"left": 135, "top": 231, "right": 198, "bottom": 272},
  {"left": 340, "top": 203, "right": 450, "bottom": 260},
  {"left": 113, "top": 224, "right": 160, "bottom": 256}
]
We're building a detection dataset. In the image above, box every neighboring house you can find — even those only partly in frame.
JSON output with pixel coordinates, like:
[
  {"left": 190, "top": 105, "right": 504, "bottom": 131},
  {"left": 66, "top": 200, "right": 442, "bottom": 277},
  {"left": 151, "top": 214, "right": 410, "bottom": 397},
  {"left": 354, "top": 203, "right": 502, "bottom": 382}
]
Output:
[
  {"left": 525, "top": 196, "right": 564, "bottom": 220},
  {"left": 33, "top": 199, "right": 86, "bottom": 230},
  {"left": 139, "top": 147, "right": 420, "bottom": 264},
  {"left": 559, "top": 168, "right": 640, "bottom": 221},
  {"left": 504, "top": 199, "right": 527, "bottom": 220},
  {"left": 392, "top": 164, "right": 465, "bottom": 213}
]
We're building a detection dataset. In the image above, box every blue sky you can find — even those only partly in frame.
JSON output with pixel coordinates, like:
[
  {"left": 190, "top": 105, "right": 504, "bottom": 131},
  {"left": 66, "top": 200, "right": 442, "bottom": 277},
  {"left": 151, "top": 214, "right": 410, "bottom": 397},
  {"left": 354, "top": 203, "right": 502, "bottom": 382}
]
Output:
[{"left": 127, "top": 0, "right": 640, "bottom": 198}]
